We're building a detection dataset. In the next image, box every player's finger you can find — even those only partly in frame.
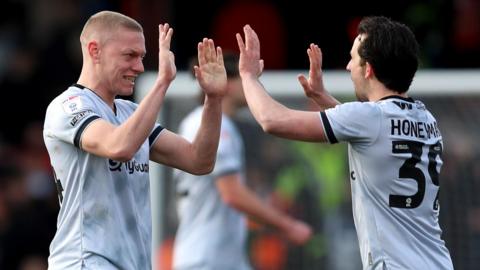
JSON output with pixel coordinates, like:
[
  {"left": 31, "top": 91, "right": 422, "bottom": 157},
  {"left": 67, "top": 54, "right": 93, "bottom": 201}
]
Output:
[
  {"left": 312, "top": 44, "right": 322, "bottom": 67},
  {"left": 197, "top": 41, "right": 206, "bottom": 67},
  {"left": 164, "top": 27, "right": 173, "bottom": 50},
  {"left": 297, "top": 74, "right": 310, "bottom": 91},
  {"left": 216, "top": 46, "right": 224, "bottom": 66},
  {"left": 236, "top": 33, "right": 245, "bottom": 53},
  {"left": 245, "top": 25, "right": 260, "bottom": 52},
  {"left": 307, "top": 48, "right": 316, "bottom": 69},
  {"left": 193, "top": 65, "right": 200, "bottom": 79},
  {"left": 206, "top": 39, "right": 215, "bottom": 63},
  {"left": 158, "top": 24, "right": 164, "bottom": 49}
]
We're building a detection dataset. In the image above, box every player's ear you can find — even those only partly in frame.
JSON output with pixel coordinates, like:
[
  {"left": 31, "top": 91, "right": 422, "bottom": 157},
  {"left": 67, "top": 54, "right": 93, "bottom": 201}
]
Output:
[
  {"left": 364, "top": 62, "right": 374, "bottom": 79},
  {"left": 88, "top": 41, "right": 101, "bottom": 63}
]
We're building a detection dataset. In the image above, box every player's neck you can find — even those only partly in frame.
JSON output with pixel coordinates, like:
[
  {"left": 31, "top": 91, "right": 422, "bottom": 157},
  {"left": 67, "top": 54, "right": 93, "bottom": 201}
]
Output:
[
  {"left": 77, "top": 74, "right": 116, "bottom": 110},
  {"left": 369, "top": 85, "right": 407, "bottom": 102}
]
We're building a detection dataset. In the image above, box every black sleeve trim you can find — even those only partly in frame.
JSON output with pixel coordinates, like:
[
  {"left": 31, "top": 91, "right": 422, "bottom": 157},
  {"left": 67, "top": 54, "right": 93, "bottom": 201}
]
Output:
[
  {"left": 149, "top": 125, "right": 165, "bottom": 147},
  {"left": 74, "top": 116, "right": 100, "bottom": 148},
  {"left": 320, "top": 112, "right": 338, "bottom": 144}
]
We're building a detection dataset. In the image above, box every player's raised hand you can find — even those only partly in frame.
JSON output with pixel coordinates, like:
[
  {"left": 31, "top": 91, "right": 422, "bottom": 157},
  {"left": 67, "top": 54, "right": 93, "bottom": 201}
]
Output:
[
  {"left": 157, "top": 23, "right": 176, "bottom": 85},
  {"left": 236, "top": 24, "right": 264, "bottom": 79},
  {"left": 297, "top": 43, "right": 326, "bottom": 99},
  {"left": 194, "top": 38, "right": 227, "bottom": 98}
]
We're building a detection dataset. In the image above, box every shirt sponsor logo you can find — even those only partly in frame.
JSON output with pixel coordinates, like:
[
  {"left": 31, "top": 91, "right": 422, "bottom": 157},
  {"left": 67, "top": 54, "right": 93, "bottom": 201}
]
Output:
[
  {"left": 62, "top": 95, "right": 83, "bottom": 114},
  {"left": 109, "top": 159, "right": 149, "bottom": 174},
  {"left": 70, "top": 110, "right": 94, "bottom": 126}
]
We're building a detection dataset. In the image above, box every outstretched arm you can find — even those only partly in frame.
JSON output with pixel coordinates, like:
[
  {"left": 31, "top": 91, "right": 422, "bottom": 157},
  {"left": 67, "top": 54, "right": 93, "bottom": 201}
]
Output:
[
  {"left": 81, "top": 24, "right": 176, "bottom": 161},
  {"left": 150, "top": 38, "right": 226, "bottom": 175},
  {"left": 217, "top": 174, "right": 312, "bottom": 245},
  {"left": 236, "top": 25, "right": 327, "bottom": 142},
  {"left": 297, "top": 43, "right": 340, "bottom": 110}
]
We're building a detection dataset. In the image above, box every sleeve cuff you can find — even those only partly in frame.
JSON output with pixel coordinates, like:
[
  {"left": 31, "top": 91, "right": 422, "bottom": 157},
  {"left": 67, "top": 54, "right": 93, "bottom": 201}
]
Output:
[{"left": 320, "top": 112, "right": 338, "bottom": 144}]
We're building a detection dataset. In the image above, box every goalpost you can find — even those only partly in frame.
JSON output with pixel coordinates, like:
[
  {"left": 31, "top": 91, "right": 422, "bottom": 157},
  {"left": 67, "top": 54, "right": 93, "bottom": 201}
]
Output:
[{"left": 137, "top": 69, "right": 480, "bottom": 270}]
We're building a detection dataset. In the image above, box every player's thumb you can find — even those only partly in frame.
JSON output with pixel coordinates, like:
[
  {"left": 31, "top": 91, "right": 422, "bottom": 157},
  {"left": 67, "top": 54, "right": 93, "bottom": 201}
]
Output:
[
  {"left": 258, "top": 59, "right": 265, "bottom": 76},
  {"left": 297, "top": 75, "right": 311, "bottom": 94}
]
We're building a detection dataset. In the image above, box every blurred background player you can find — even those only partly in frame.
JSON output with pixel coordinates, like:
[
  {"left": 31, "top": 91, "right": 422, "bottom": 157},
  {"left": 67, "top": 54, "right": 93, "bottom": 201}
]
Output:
[{"left": 172, "top": 52, "right": 313, "bottom": 270}]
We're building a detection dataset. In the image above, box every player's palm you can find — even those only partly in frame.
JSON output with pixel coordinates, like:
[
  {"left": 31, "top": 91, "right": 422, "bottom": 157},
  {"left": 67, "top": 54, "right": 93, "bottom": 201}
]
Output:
[
  {"left": 196, "top": 38, "right": 227, "bottom": 98},
  {"left": 236, "top": 25, "right": 264, "bottom": 78},
  {"left": 298, "top": 44, "right": 325, "bottom": 98},
  {"left": 158, "top": 24, "right": 176, "bottom": 84}
]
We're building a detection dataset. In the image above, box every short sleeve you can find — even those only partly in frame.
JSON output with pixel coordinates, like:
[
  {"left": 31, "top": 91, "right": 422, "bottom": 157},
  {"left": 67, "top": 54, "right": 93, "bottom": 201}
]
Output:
[
  {"left": 44, "top": 92, "right": 100, "bottom": 148},
  {"left": 148, "top": 124, "right": 165, "bottom": 148},
  {"left": 321, "top": 102, "right": 382, "bottom": 144},
  {"left": 117, "top": 99, "right": 164, "bottom": 148},
  {"left": 178, "top": 108, "right": 242, "bottom": 178},
  {"left": 211, "top": 127, "right": 242, "bottom": 178}
]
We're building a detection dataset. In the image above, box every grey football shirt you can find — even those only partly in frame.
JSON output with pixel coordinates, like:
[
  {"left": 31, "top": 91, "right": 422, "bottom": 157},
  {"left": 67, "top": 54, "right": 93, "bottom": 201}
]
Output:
[
  {"left": 43, "top": 84, "right": 164, "bottom": 270},
  {"left": 321, "top": 96, "right": 453, "bottom": 270},
  {"left": 172, "top": 106, "right": 251, "bottom": 270}
]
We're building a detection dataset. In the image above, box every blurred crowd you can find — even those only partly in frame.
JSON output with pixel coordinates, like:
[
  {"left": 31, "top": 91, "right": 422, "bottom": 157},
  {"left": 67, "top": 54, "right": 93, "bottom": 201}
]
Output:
[
  {"left": 0, "top": 122, "right": 58, "bottom": 270},
  {"left": 0, "top": 0, "right": 479, "bottom": 269},
  {"left": 1, "top": 0, "right": 479, "bottom": 143},
  {"left": 0, "top": 1, "right": 120, "bottom": 269}
]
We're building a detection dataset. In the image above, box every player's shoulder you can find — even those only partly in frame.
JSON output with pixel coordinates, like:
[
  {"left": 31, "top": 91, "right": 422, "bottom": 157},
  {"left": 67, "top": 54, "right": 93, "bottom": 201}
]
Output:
[
  {"left": 341, "top": 100, "right": 379, "bottom": 110},
  {"left": 181, "top": 106, "right": 203, "bottom": 125},
  {"left": 50, "top": 84, "right": 80, "bottom": 100},
  {"left": 114, "top": 97, "right": 137, "bottom": 110},
  {"left": 45, "top": 85, "right": 102, "bottom": 125},
  {"left": 47, "top": 85, "right": 86, "bottom": 113},
  {"left": 329, "top": 100, "right": 382, "bottom": 118},
  {"left": 377, "top": 95, "right": 437, "bottom": 119},
  {"left": 178, "top": 106, "right": 204, "bottom": 135},
  {"left": 376, "top": 95, "right": 417, "bottom": 110}
]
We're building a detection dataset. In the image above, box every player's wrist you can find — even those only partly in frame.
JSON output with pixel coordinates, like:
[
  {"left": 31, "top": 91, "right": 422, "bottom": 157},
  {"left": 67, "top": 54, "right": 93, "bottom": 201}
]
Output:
[
  {"left": 153, "top": 76, "right": 173, "bottom": 92},
  {"left": 203, "top": 93, "right": 224, "bottom": 105},
  {"left": 239, "top": 71, "right": 259, "bottom": 81}
]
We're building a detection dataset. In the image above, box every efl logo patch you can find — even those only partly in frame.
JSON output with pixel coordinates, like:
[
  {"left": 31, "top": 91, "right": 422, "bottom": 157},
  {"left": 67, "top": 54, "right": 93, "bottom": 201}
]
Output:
[
  {"left": 70, "top": 110, "right": 94, "bottom": 126},
  {"left": 62, "top": 96, "right": 83, "bottom": 114}
]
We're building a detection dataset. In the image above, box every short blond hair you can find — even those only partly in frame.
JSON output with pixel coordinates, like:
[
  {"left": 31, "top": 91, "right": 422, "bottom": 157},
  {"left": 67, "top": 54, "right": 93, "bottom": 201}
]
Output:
[{"left": 80, "top": 11, "right": 143, "bottom": 46}]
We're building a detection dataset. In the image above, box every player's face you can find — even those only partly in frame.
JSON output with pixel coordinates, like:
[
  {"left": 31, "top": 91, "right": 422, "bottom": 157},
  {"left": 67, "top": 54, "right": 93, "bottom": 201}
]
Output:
[
  {"left": 99, "top": 28, "right": 146, "bottom": 96},
  {"left": 347, "top": 34, "right": 368, "bottom": 101}
]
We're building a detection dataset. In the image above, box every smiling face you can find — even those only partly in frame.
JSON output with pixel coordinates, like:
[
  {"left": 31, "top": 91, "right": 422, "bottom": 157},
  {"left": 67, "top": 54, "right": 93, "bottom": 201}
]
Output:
[
  {"left": 346, "top": 34, "right": 368, "bottom": 101},
  {"left": 96, "top": 28, "right": 146, "bottom": 97}
]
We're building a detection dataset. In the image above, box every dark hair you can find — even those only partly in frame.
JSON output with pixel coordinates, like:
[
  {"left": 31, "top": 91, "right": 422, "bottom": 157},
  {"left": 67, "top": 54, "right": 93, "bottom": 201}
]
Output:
[
  {"left": 357, "top": 16, "right": 419, "bottom": 93},
  {"left": 189, "top": 51, "right": 239, "bottom": 103}
]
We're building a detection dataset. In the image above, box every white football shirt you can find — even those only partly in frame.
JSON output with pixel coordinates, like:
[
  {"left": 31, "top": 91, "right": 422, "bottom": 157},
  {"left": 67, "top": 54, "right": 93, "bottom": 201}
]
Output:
[
  {"left": 172, "top": 106, "right": 251, "bottom": 270},
  {"left": 43, "top": 84, "right": 164, "bottom": 270},
  {"left": 321, "top": 96, "right": 453, "bottom": 270}
]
